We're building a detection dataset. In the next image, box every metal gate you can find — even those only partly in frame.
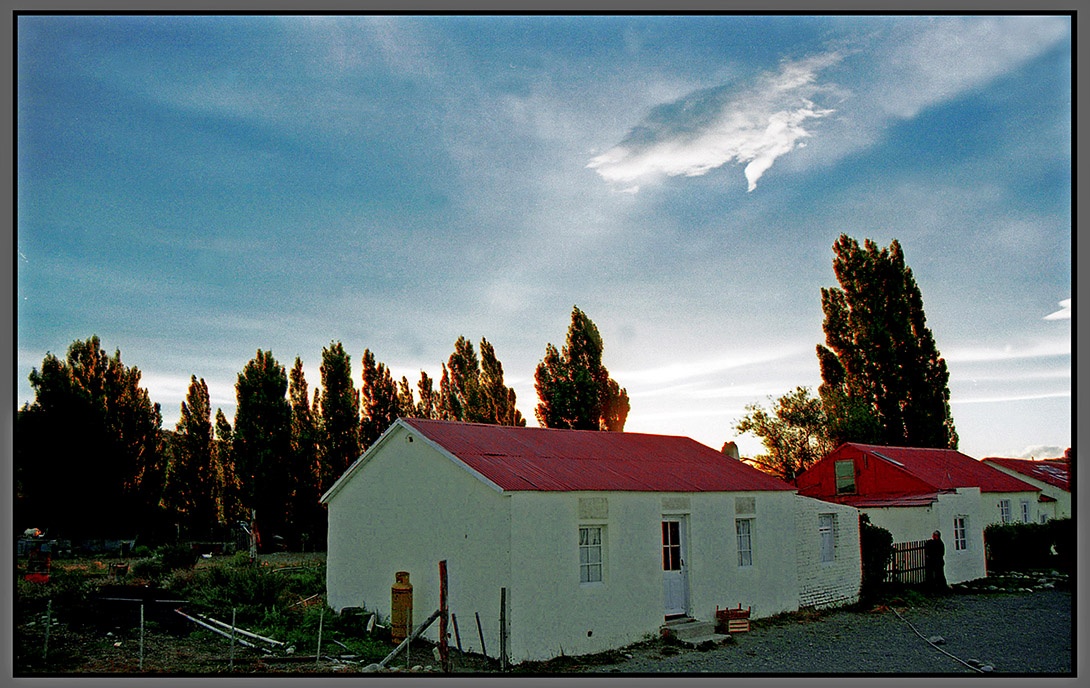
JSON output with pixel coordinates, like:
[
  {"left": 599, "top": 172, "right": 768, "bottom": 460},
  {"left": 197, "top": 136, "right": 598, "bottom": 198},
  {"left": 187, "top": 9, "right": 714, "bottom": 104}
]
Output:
[{"left": 885, "top": 540, "right": 927, "bottom": 585}]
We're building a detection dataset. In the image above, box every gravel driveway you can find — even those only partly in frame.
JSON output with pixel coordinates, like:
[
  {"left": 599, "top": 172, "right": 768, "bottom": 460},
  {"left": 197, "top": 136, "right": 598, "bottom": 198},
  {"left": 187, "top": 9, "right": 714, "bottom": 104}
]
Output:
[{"left": 577, "top": 589, "right": 1072, "bottom": 675}]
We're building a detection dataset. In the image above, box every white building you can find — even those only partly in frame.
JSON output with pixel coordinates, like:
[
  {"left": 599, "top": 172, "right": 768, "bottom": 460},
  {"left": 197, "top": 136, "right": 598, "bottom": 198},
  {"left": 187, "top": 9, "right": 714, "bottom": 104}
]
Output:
[
  {"left": 982, "top": 455, "right": 1071, "bottom": 522},
  {"left": 322, "top": 419, "right": 861, "bottom": 662},
  {"left": 796, "top": 443, "right": 1042, "bottom": 585}
]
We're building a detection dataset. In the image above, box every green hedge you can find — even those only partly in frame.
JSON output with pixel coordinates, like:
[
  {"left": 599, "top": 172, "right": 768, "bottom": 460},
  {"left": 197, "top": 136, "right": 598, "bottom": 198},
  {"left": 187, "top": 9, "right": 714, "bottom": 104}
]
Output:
[{"left": 984, "top": 518, "right": 1072, "bottom": 572}]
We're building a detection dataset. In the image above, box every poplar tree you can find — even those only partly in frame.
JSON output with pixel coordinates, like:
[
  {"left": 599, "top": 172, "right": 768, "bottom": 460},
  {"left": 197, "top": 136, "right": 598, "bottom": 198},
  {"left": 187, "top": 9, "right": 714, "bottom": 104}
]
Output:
[
  {"left": 289, "top": 357, "right": 323, "bottom": 547},
  {"left": 416, "top": 371, "right": 440, "bottom": 419},
  {"left": 817, "top": 235, "right": 958, "bottom": 449},
  {"left": 17, "top": 336, "right": 166, "bottom": 539},
  {"left": 171, "top": 376, "right": 217, "bottom": 536},
  {"left": 534, "top": 306, "right": 630, "bottom": 431},
  {"left": 213, "top": 408, "right": 237, "bottom": 525},
  {"left": 397, "top": 376, "right": 417, "bottom": 418},
  {"left": 359, "top": 349, "right": 401, "bottom": 450},
  {"left": 233, "top": 349, "right": 292, "bottom": 549},
  {"left": 438, "top": 337, "right": 525, "bottom": 425},
  {"left": 319, "top": 342, "right": 360, "bottom": 490},
  {"left": 439, "top": 337, "right": 482, "bottom": 421},
  {"left": 479, "top": 339, "right": 526, "bottom": 426}
]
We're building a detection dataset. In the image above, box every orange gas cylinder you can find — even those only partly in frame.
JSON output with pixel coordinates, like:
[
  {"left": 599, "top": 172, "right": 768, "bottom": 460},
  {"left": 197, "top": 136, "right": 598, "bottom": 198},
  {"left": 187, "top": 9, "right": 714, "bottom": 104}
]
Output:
[{"left": 390, "top": 571, "right": 413, "bottom": 643}]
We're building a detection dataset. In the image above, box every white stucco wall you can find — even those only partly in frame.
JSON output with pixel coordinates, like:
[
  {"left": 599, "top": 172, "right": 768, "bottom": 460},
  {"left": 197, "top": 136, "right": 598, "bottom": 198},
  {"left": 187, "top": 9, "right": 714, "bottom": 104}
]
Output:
[
  {"left": 324, "top": 423, "right": 513, "bottom": 656},
  {"left": 506, "top": 491, "right": 662, "bottom": 661},
  {"left": 933, "top": 488, "right": 987, "bottom": 584},
  {"left": 503, "top": 490, "right": 806, "bottom": 661},
  {"left": 984, "top": 490, "right": 1049, "bottom": 526},
  {"left": 685, "top": 491, "right": 801, "bottom": 621},
  {"left": 858, "top": 488, "right": 986, "bottom": 585},
  {"left": 794, "top": 496, "right": 862, "bottom": 609}
]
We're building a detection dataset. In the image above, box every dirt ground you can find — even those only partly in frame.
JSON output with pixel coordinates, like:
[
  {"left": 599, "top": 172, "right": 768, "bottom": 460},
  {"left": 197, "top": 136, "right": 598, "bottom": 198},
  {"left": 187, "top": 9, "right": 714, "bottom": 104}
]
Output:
[
  {"left": 16, "top": 555, "right": 1071, "bottom": 676},
  {"left": 15, "top": 552, "right": 496, "bottom": 676}
]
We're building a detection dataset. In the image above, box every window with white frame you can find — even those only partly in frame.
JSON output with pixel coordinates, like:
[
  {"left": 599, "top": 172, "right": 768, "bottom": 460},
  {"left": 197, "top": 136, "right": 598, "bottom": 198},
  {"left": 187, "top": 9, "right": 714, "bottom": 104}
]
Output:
[
  {"left": 736, "top": 518, "right": 753, "bottom": 567},
  {"left": 953, "top": 516, "right": 968, "bottom": 551},
  {"left": 1020, "top": 500, "right": 1031, "bottom": 523},
  {"left": 579, "top": 526, "right": 603, "bottom": 583},
  {"left": 999, "top": 499, "right": 1011, "bottom": 523},
  {"left": 819, "top": 513, "right": 836, "bottom": 563},
  {"left": 1040, "top": 513, "right": 1050, "bottom": 524}
]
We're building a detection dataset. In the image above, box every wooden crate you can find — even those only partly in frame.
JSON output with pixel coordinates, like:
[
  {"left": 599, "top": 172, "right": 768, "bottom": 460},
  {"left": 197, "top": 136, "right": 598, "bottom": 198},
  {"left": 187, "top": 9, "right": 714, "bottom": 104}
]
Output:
[{"left": 715, "top": 604, "right": 751, "bottom": 633}]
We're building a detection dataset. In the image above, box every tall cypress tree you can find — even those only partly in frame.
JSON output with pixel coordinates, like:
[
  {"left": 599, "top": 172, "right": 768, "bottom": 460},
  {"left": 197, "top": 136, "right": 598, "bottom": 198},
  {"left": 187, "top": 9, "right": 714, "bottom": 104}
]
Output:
[
  {"left": 817, "top": 235, "right": 958, "bottom": 449},
  {"left": 233, "top": 349, "right": 292, "bottom": 550},
  {"left": 534, "top": 306, "right": 630, "bottom": 431}
]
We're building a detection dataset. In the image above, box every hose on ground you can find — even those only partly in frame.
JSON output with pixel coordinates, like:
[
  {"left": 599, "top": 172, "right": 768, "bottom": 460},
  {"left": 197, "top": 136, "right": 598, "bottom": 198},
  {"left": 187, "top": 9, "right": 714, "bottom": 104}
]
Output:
[{"left": 890, "top": 606, "right": 985, "bottom": 674}]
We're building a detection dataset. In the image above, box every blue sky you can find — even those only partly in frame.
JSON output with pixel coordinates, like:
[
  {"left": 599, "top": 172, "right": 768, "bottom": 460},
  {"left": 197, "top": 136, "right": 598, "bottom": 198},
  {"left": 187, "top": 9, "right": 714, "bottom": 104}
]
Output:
[{"left": 16, "top": 14, "right": 1072, "bottom": 460}]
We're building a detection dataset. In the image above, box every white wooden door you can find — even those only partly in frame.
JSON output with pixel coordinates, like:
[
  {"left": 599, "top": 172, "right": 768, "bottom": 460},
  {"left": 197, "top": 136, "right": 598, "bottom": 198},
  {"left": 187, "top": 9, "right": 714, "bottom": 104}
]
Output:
[{"left": 662, "top": 518, "right": 689, "bottom": 616}]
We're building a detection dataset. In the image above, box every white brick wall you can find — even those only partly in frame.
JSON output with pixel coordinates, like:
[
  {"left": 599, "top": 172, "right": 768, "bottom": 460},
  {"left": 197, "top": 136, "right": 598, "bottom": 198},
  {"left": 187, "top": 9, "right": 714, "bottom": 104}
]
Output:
[{"left": 794, "top": 496, "right": 862, "bottom": 609}]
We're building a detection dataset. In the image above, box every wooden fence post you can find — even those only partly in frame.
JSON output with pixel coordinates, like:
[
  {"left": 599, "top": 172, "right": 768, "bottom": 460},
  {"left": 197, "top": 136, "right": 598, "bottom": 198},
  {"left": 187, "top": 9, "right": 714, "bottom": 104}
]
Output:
[
  {"left": 475, "top": 612, "right": 486, "bottom": 656},
  {"left": 451, "top": 612, "right": 463, "bottom": 652},
  {"left": 230, "top": 608, "right": 236, "bottom": 670},
  {"left": 316, "top": 607, "right": 324, "bottom": 666},
  {"left": 139, "top": 603, "right": 145, "bottom": 671},
  {"left": 43, "top": 599, "right": 51, "bottom": 662},
  {"left": 499, "top": 587, "right": 507, "bottom": 672},
  {"left": 439, "top": 560, "right": 451, "bottom": 672}
]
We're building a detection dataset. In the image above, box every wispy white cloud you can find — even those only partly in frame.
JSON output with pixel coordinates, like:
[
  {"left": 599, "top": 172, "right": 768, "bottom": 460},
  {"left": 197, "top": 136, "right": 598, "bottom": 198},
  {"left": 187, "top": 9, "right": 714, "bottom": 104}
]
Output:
[
  {"left": 587, "top": 52, "right": 842, "bottom": 192},
  {"left": 1044, "top": 298, "right": 1071, "bottom": 320},
  {"left": 870, "top": 16, "right": 1070, "bottom": 120},
  {"left": 588, "top": 16, "right": 1069, "bottom": 194},
  {"left": 611, "top": 347, "right": 807, "bottom": 386},
  {"left": 951, "top": 390, "right": 1071, "bottom": 405},
  {"left": 944, "top": 337, "right": 1070, "bottom": 363}
]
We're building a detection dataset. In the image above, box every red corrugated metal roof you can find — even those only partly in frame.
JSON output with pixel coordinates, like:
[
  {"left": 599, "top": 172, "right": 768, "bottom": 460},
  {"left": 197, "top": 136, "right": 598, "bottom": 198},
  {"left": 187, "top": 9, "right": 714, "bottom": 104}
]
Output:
[
  {"left": 835, "top": 493, "right": 941, "bottom": 508},
  {"left": 982, "top": 458, "right": 1070, "bottom": 491},
  {"left": 403, "top": 419, "right": 796, "bottom": 493},
  {"left": 844, "top": 443, "right": 1040, "bottom": 494}
]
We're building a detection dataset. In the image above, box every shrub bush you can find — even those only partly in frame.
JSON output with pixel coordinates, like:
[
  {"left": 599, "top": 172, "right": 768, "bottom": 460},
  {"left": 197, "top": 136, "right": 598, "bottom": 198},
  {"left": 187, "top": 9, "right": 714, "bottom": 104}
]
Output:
[
  {"left": 1045, "top": 518, "right": 1074, "bottom": 570},
  {"left": 157, "top": 544, "right": 200, "bottom": 572},
  {"left": 859, "top": 514, "right": 893, "bottom": 602},
  {"left": 128, "top": 557, "right": 163, "bottom": 582},
  {"left": 985, "top": 521, "right": 1057, "bottom": 571}
]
